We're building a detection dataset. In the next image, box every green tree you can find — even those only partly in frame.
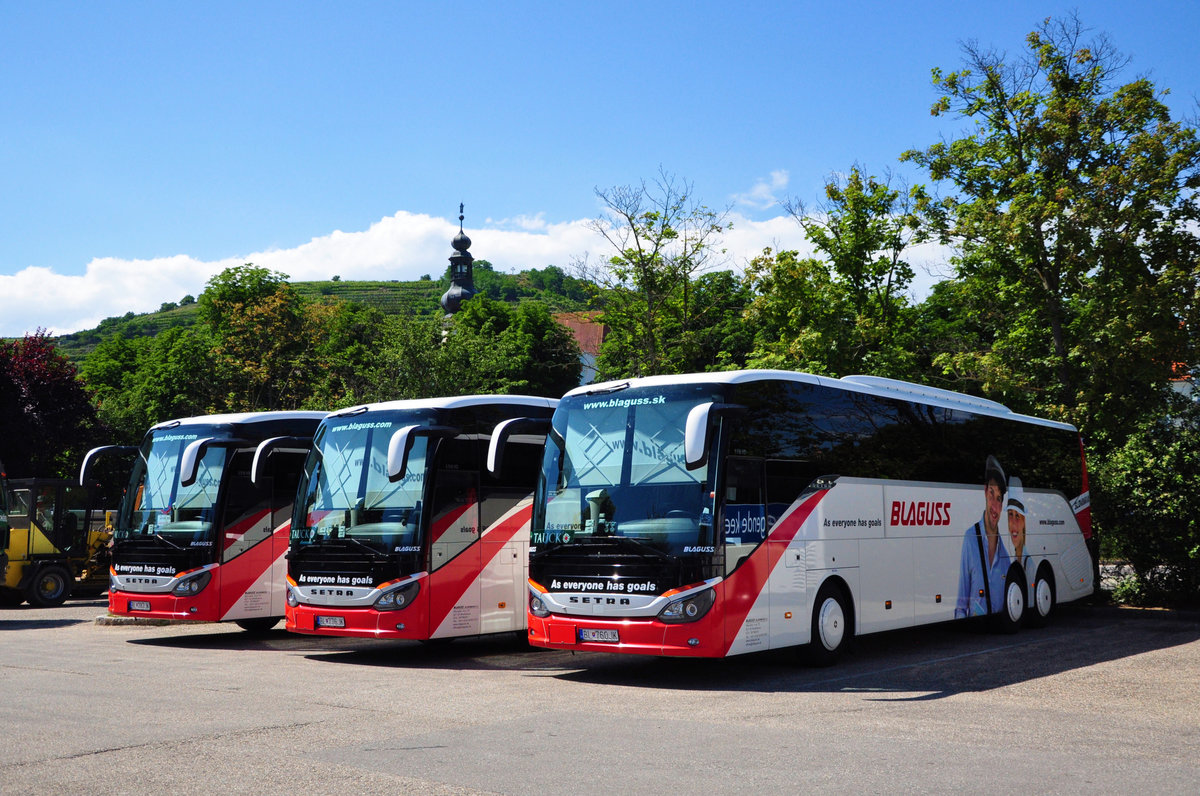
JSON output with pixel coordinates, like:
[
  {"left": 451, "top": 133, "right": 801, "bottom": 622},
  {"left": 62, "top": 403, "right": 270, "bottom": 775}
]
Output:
[
  {"left": 82, "top": 327, "right": 221, "bottom": 441},
  {"left": 211, "top": 284, "right": 311, "bottom": 410},
  {"left": 303, "top": 300, "right": 388, "bottom": 409},
  {"left": 368, "top": 299, "right": 581, "bottom": 401},
  {"left": 581, "top": 169, "right": 732, "bottom": 379},
  {"left": 197, "top": 264, "right": 291, "bottom": 338},
  {"left": 743, "top": 248, "right": 848, "bottom": 375},
  {"left": 901, "top": 14, "right": 1200, "bottom": 444},
  {"left": 744, "top": 168, "right": 921, "bottom": 378}
]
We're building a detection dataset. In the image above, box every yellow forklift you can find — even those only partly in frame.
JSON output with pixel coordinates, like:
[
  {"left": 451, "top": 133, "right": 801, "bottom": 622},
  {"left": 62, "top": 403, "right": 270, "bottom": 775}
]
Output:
[{"left": 0, "top": 476, "right": 111, "bottom": 607}]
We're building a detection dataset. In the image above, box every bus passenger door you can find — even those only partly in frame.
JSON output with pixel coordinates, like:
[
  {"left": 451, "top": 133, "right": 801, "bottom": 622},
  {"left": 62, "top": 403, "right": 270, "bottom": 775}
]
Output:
[
  {"left": 721, "top": 458, "right": 778, "bottom": 654},
  {"left": 429, "top": 469, "right": 481, "bottom": 637},
  {"left": 218, "top": 452, "right": 274, "bottom": 621}
]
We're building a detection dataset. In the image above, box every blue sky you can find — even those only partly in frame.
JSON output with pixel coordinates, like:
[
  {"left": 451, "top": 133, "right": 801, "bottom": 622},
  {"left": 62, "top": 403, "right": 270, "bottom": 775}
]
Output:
[{"left": 2, "top": 1, "right": 1197, "bottom": 336}]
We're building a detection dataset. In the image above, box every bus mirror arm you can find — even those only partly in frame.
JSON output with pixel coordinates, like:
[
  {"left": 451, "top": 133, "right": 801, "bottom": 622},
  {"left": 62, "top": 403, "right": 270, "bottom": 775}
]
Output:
[
  {"left": 486, "top": 417, "right": 552, "bottom": 476},
  {"left": 78, "top": 445, "right": 139, "bottom": 487},
  {"left": 250, "top": 437, "right": 314, "bottom": 485},
  {"left": 684, "top": 403, "right": 746, "bottom": 470},
  {"left": 387, "top": 425, "right": 461, "bottom": 482}
]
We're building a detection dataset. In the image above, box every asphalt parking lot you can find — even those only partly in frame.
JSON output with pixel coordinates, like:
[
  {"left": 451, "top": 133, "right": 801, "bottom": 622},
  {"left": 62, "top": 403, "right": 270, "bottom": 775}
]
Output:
[{"left": 1, "top": 597, "right": 1197, "bottom": 795}]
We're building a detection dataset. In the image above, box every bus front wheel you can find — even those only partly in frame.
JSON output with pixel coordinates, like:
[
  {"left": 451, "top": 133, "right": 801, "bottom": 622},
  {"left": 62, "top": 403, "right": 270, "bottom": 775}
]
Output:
[
  {"left": 806, "top": 582, "right": 852, "bottom": 666},
  {"left": 234, "top": 617, "right": 280, "bottom": 633}
]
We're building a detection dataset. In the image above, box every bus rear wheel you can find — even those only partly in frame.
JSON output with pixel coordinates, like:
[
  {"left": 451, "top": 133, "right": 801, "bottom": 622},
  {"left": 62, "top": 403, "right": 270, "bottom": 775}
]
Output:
[
  {"left": 806, "top": 582, "right": 852, "bottom": 666},
  {"left": 993, "top": 567, "right": 1025, "bottom": 634},
  {"left": 26, "top": 565, "right": 72, "bottom": 608},
  {"left": 1026, "top": 565, "right": 1056, "bottom": 628}
]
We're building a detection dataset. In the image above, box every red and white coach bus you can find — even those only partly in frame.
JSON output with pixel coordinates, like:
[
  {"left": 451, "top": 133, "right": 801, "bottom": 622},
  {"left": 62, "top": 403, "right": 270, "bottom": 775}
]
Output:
[
  {"left": 285, "top": 395, "right": 556, "bottom": 641},
  {"left": 81, "top": 411, "right": 325, "bottom": 631},
  {"left": 526, "top": 371, "right": 1095, "bottom": 663}
]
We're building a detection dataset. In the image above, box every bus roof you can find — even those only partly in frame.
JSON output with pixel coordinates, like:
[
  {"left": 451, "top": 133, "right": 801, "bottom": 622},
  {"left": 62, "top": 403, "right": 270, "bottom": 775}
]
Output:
[
  {"left": 565, "top": 370, "right": 1076, "bottom": 432},
  {"left": 326, "top": 395, "right": 558, "bottom": 418},
  {"left": 150, "top": 410, "right": 329, "bottom": 432}
]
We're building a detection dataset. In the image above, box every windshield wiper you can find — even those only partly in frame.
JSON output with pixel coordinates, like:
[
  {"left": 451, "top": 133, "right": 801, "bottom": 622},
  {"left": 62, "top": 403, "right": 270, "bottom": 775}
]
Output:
[
  {"left": 154, "top": 533, "right": 187, "bottom": 551},
  {"left": 568, "top": 534, "right": 672, "bottom": 562},
  {"left": 614, "top": 535, "right": 673, "bottom": 561},
  {"left": 337, "top": 533, "right": 392, "bottom": 561}
]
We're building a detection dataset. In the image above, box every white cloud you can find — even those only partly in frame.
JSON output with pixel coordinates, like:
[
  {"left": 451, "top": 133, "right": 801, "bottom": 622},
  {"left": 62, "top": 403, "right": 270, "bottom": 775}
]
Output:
[
  {"left": 732, "top": 170, "right": 790, "bottom": 211},
  {"left": 0, "top": 208, "right": 953, "bottom": 338}
]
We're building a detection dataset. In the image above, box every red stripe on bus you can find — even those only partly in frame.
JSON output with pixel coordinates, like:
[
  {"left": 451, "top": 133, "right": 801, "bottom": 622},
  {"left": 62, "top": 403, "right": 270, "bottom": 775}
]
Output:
[
  {"left": 427, "top": 503, "right": 532, "bottom": 632},
  {"left": 720, "top": 490, "right": 828, "bottom": 655},
  {"left": 430, "top": 501, "right": 475, "bottom": 544},
  {"left": 217, "top": 520, "right": 289, "bottom": 618}
]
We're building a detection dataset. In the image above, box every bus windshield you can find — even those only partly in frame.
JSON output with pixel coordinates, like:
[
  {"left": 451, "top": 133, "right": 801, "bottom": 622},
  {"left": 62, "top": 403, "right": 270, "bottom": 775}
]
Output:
[
  {"left": 535, "top": 384, "right": 718, "bottom": 558},
  {"left": 118, "top": 427, "right": 227, "bottom": 544},
  {"left": 291, "top": 415, "right": 431, "bottom": 556}
]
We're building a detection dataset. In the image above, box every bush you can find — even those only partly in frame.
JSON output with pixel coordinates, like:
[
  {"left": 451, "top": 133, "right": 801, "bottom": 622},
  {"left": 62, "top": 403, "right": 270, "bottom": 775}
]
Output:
[{"left": 1093, "top": 394, "right": 1200, "bottom": 606}]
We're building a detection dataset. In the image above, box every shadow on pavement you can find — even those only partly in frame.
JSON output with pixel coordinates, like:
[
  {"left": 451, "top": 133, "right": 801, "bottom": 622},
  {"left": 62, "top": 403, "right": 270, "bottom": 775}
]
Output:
[
  {"left": 119, "top": 603, "right": 1200, "bottom": 696},
  {"left": 0, "top": 617, "right": 93, "bottom": 630},
  {"left": 546, "top": 604, "right": 1200, "bottom": 698}
]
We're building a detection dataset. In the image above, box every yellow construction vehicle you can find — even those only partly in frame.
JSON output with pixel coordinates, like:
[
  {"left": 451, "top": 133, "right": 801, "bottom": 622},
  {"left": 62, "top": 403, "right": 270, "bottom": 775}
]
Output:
[
  {"left": 0, "top": 477, "right": 111, "bottom": 607},
  {"left": 0, "top": 461, "right": 10, "bottom": 585}
]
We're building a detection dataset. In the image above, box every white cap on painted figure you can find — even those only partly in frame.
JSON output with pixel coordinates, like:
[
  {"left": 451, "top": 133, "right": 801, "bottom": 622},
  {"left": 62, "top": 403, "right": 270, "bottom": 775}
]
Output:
[{"left": 1006, "top": 476, "right": 1025, "bottom": 516}]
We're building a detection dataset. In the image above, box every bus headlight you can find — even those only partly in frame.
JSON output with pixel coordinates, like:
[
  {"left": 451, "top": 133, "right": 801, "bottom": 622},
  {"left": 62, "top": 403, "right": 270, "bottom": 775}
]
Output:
[
  {"left": 374, "top": 580, "right": 419, "bottom": 611},
  {"left": 529, "top": 593, "right": 551, "bottom": 619},
  {"left": 657, "top": 588, "right": 715, "bottom": 624},
  {"left": 286, "top": 585, "right": 299, "bottom": 608},
  {"left": 172, "top": 570, "right": 212, "bottom": 597}
]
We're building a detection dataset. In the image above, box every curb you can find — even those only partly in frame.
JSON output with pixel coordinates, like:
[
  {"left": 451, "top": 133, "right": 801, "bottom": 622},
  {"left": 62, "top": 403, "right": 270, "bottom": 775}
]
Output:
[{"left": 94, "top": 614, "right": 188, "bottom": 626}]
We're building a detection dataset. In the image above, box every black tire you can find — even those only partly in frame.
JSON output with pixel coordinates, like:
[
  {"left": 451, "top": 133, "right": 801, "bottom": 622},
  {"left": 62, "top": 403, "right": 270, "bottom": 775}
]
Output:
[
  {"left": 806, "top": 581, "right": 852, "bottom": 666},
  {"left": 234, "top": 617, "right": 280, "bottom": 633},
  {"left": 0, "top": 587, "right": 26, "bottom": 607},
  {"left": 26, "top": 565, "right": 72, "bottom": 608},
  {"left": 1026, "top": 564, "right": 1056, "bottom": 628},
  {"left": 992, "top": 565, "right": 1025, "bottom": 634},
  {"left": 419, "top": 636, "right": 456, "bottom": 647}
]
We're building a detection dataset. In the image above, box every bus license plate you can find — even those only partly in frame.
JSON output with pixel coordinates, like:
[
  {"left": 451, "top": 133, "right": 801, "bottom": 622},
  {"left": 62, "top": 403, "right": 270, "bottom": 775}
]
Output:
[
  {"left": 579, "top": 628, "right": 619, "bottom": 643},
  {"left": 316, "top": 615, "right": 346, "bottom": 629},
  {"left": 129, "top": 600, "right": 151, "bottom": 612}
]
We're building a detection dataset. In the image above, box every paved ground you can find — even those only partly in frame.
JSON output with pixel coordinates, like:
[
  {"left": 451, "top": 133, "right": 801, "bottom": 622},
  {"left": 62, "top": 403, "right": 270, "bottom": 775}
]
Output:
[{"left": 1, "top": 597, "right": 1197, "bottom": 794}]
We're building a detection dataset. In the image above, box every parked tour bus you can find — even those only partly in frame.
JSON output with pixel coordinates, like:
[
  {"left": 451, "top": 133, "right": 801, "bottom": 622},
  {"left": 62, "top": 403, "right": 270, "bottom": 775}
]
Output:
[
  {"left": 526, "top": 370, "right": 1094, "bottom": 663},
  {"left": 82, "top": 411, "right": 325, "bottom": 631},
  {"left": 285, "top": 395, "right": 556, "bottom": 641}
]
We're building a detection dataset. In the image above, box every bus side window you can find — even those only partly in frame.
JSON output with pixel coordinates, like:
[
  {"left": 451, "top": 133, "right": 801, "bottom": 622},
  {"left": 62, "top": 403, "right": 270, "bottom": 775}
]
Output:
[
  {"left": 220, "top": 452, "right": 271, "bottom": 557},
  {"left": 430, "top": 439, "right": 480, "bottom": 570},
  {"left": 722, "top": 457, "right": 764, "bottom": 575},
  {"left": 765, "top": 459, "right": 811, "bottom": 526},
  {"left": 481, "top": 436, "right": 542, "bottom": 530}
]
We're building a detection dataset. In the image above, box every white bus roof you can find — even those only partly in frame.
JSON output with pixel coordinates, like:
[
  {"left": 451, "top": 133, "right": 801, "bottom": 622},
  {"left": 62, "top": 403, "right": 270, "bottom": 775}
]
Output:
[
  {"left": 150, "top": 410, "right": 328, "bottom": 432},
  {"left": 326, "top": 395, "right": 558, "bottom": 419},
  {"left": 565, "top": 370, "right": 1076, "bottom": 432}
]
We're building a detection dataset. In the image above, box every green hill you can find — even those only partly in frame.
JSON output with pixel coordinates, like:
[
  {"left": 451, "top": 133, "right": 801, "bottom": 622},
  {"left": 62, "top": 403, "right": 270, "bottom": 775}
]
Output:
[{"left": 54, "top": 265, "right": 593, "bottom": 365}]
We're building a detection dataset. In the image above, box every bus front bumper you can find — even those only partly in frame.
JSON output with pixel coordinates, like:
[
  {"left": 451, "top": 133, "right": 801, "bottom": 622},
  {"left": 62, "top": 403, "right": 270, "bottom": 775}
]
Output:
[
  {"left": 108, "top": 587, "right": 220, "bottom": 622},
  {"left": 528, "top": 612, "right": 723, "bottom": 657},
  {"left": 287, "top": 601, "right": 430, "bottom": 639}
]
